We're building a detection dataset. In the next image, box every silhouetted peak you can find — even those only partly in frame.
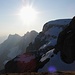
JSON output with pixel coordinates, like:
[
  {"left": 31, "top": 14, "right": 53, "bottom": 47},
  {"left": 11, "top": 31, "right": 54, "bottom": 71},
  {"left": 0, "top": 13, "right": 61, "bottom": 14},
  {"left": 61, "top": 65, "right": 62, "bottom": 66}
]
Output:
[
  {"left": 24, "top": 30, "right": 38, "bottom": 37},
  {"left": 8, "top": 34, "right": 21, "bottom": 39}
]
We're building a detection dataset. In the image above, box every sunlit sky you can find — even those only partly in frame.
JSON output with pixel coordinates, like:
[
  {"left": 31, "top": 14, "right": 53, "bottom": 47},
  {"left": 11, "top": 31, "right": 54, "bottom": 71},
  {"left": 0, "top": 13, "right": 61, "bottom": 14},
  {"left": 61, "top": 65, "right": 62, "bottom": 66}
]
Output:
[{"left": 0, "top": 0, "right": 75, "bottom": 37}]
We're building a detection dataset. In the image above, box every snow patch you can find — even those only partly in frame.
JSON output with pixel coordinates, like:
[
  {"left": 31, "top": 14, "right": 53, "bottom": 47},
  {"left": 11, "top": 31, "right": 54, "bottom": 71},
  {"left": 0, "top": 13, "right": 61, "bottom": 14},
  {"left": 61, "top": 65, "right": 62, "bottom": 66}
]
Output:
[
  {"left": 47, "top": 19, "right": 71, "bottom": 25},
  {"left": 45, "top": 27, "right": 62, "bottom": 37},
  {"left": 39, "top": 49, "right": 75, "bottom": 72},
  {"left": 40, "top": 49, "right": 54, "bottom": 62}
]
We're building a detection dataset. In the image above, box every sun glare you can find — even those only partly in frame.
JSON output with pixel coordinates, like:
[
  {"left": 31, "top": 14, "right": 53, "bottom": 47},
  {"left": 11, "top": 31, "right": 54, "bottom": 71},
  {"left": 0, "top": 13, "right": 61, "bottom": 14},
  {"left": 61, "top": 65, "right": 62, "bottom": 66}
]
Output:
[{"left": 19, "top": 6, "right": 37, "bottom": 24}]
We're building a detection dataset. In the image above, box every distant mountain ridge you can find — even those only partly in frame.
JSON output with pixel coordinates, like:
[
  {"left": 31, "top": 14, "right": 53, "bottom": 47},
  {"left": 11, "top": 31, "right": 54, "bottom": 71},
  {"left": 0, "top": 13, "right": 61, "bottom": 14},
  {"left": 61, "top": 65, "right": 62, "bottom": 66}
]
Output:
[
  {"left": 0, "top": 34, "right": 21, "bottom": 56},
  {"left": 0, "top": 30, "right": 38, "bottom": 70}
]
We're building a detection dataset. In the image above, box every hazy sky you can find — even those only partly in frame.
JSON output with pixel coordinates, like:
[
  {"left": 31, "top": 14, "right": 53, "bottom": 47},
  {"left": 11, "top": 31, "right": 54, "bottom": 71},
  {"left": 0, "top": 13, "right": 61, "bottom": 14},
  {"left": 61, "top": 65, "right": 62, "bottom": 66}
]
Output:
[{"left": 0, "top": 0, "right": 75, "bottom": 37}]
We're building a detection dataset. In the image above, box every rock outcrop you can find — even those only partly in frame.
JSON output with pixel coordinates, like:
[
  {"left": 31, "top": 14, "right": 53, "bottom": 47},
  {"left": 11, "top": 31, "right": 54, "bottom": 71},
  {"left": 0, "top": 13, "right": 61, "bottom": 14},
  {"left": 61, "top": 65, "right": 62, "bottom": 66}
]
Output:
[{"left": 55, "top": 16, "right": 75, "bottom": 63}]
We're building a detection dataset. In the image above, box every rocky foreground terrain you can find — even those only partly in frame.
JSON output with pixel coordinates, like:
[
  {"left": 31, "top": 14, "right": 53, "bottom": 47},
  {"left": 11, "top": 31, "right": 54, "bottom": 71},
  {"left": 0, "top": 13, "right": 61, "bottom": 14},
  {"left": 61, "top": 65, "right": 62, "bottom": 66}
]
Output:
[{"left": 0, "top": 71, "right": 75, "bottom": 75}]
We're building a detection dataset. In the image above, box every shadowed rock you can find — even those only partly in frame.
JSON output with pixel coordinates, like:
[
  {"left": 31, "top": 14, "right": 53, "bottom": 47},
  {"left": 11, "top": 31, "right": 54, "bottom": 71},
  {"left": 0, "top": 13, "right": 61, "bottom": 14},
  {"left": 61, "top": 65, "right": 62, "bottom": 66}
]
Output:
[{"left": 55, "top": 16, "right": 75, "bottom": 63}]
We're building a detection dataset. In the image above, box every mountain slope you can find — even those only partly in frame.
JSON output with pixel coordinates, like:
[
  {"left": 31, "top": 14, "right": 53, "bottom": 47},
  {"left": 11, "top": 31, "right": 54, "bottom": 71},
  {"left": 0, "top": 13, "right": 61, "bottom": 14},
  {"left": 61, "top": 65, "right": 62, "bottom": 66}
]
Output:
[
  {"left": 0, "top": 34, "right": 21, "bottom": 56},
  {"left": 39, "top": 17, "right": 75, "bottom": 72},
  {"left": 26, "top": 19, "right": 71, "bottom": 53},
  {"left": 0, "top": 34, "right": 21, "bottom": 70}
]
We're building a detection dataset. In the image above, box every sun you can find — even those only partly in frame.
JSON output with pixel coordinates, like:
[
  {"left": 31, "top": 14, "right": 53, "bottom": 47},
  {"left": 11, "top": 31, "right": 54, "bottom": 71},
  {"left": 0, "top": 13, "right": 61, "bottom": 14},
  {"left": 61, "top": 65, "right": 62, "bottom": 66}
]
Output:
[{"left": 19, "top": 6, "right": 37, "bottom": 24}]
